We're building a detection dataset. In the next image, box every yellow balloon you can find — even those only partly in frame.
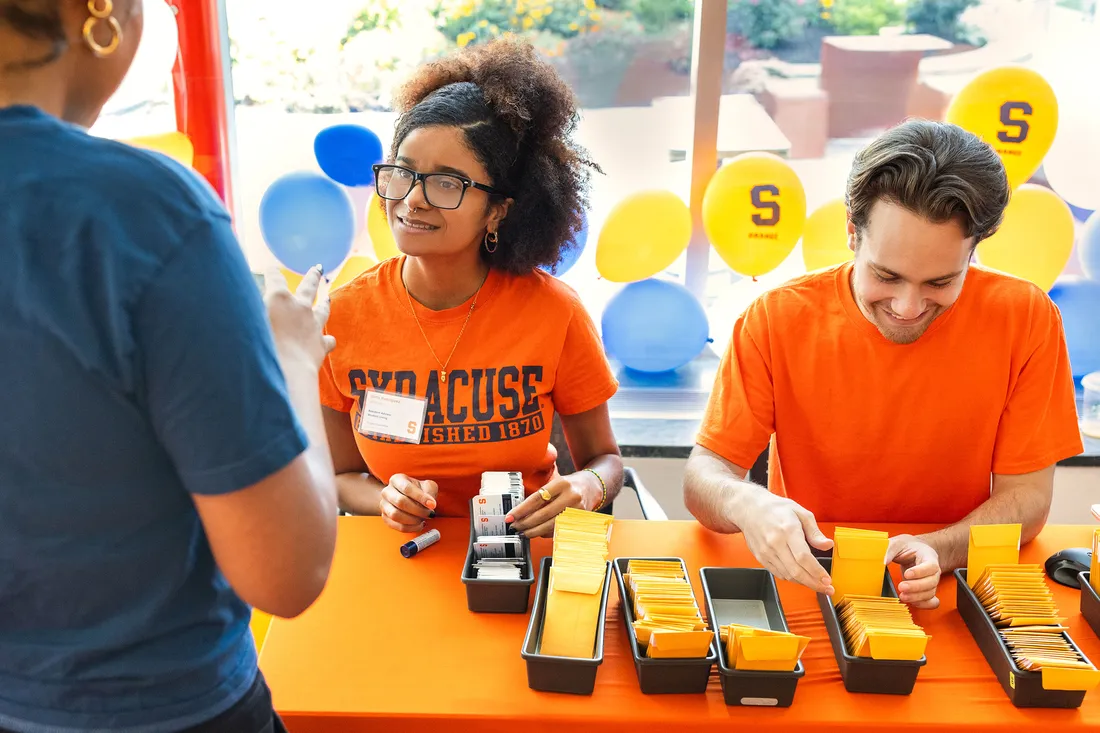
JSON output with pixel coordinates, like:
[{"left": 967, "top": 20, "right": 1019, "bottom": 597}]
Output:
[
  {"left": 801, "top": 198, "right": 853, "bottom": 272},
  {"left": 596, "top": 191, "right": 692, "bottom": 282},
  {"left": 250, "top": 610, "right": 272, "bottom": 653},
  {"left": 367, "top": 193, "right": 400, "bottom": 261},
  {"left": 945, "top": 65, "right": 1058, "bottom": 190},
  {"left": 702, "top": 152, "right": 806, "bottom": 277},
  {"left": 331, "top": 254, "right": 377, "bottom": 290},
  {"left": 124, "top": 132, "right": 194, "bottom": 168},
  {"left": 976, "top": 184, "right": 1074, "bottom": 292},
  {"left": 280, "top": 267, "right": 304, "bottom": 292}
]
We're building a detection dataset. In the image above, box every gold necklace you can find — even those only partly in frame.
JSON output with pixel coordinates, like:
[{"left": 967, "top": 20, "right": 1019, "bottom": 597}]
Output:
[{"left": 403, "top": 276, "right": 483, "bottom": 384}]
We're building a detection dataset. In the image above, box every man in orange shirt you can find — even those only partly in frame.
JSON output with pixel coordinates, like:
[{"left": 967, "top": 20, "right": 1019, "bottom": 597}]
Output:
[{"left": 684, "top": 119, "right": 1083, "bottom": 609}]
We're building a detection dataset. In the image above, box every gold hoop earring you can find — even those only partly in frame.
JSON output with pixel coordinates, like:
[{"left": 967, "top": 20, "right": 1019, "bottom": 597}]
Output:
[
  {"left": 83, "top": 0, "right": 122, "bottom": 58},
  {"left": 484, "top": 231, "right": 499, "bottom": 254}
]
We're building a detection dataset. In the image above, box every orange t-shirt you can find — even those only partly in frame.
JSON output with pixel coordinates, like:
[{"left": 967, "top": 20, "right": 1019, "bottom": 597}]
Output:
[
  {"left": 698, "top": 262, "right": 1083, "bottom": 523},
  {"left": 320, "top": 257, "right": 618, "bottom": 518}
]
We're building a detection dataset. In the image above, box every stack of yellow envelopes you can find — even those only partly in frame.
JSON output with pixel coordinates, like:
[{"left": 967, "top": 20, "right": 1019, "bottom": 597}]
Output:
[
  {"left": 974, "top": 564, "right": 1065, "bottom": 628},
  {"left": 966, "top": 524, "right": 1021, "bottom": 588},
  {"left": 719, "top": 623, "right": 810, "bottom": 672},
  {"left": 539, "top": 508, "right": 613, "bottom": 659},
  {"left": 623, "top": 560, "right": 713, "bottom": 659},
  {"left": 836, "top": 595, "right": 930, "bottom": 661},
  {"left": 1000, "top": 627, "right": 1100, "bottom": 690},
  {"left": 831, "top": 527, "right": 890, "bottom": 605},
  {"left": 973, "top": 562, "right": 1100, "bottom": 691}
]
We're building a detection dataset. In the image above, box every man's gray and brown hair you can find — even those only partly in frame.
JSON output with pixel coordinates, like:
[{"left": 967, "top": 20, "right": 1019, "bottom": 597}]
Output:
[{"left": 846, "top": 118, "right": 1011, "bottom": 246}]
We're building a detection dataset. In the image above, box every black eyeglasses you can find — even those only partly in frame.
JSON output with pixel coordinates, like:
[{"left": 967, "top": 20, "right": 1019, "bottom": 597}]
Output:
[{"left": 372, "top": 164, "right": 506, "bottom": 210}]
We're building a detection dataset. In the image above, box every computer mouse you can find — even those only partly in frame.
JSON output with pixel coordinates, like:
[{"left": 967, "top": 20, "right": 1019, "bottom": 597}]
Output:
[{"left": 1045, "top": 547, "right": 1093, "bottom": 588}]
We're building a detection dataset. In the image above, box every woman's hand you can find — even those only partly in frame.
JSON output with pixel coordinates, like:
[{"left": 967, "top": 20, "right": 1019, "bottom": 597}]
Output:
[
  {"left": 264, "top": 265, "right": 335, "bottom": 371},
  {"left": 380, "top": 474, "right": 439, "bottom": 533},
  {"left": 506, "top": 471, "right": 602, "bottom": 538}
]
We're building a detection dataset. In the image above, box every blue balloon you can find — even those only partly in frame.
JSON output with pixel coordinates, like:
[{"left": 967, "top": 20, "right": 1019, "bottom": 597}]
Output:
[
  {"left": 314, "top": 124, "right": 383, "bottom": 187},
  {"left": 1080, "top": 212, "right": 1100, "bottom": 282},
  {"left": 602, "top": 279, "right": 709, "bottom": 373},
  {"left": 260, "top": 172, "right": 355, "bottom": 275},
  {"left": 1049, "top": 277, "right": 1100, "bottom": 378},
  {"left": 1068, "top": 201, "right": 1094, "bottom": 223},
  {"left": 550, "top": 214, "right": 589, "bottom": 277}
]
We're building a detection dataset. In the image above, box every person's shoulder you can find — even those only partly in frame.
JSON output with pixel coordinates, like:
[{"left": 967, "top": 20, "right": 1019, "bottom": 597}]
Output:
[
  {"left": 329, "top": 257, "right": 398, "bottom": 313},
  {"left": 966, "top": 264, "right": 1048, "bottom": 300},
  {"left": 4, "top": 117, "right": 240, "bottom": 291},
  {"left": 78, "top": 135, "right": 229, "bottom": 226},
  {"left": 963, "top": 265, "right": 1063, "bottom": 334},
  {"left": 750, "top": 265, "right": 842, "bottom": 320},
  {"left": 964, "top": 265, "right": 1058, "bottom": 316},
  {"left": 509, "top": 267, "right": 588, "bottom": 312},
  {"left": 4, "top": 112, "right": 228, "bottom": 229}
]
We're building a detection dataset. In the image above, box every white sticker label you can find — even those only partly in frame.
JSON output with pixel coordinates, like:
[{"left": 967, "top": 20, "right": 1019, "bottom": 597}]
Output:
[{"left": 357, "top": 390, "right": 428, "bottom": 444}]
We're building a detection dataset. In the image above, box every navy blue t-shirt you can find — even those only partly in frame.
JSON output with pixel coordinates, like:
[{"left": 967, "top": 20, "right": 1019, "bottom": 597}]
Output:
[{"left": 0, "top": 106, "right": 307, "bottom": 731}]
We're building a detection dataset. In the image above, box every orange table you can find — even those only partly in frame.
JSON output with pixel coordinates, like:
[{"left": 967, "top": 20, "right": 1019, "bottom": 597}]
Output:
[{"left": 260, "top": 519, "right": 1100, "bottom": 732}]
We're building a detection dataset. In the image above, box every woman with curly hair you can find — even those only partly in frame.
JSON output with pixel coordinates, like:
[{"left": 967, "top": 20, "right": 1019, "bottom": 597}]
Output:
[{"left": 322, "top": 37, "right": 622, "bottom": 538}]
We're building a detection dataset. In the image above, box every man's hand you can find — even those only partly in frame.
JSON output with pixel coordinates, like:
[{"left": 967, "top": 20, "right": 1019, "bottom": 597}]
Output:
[
  {"left": 887, "top": 534, "right": 941, "bottom": 609},
  {"left": 737, "top": 491, "right": 835, "bottom": 595}
]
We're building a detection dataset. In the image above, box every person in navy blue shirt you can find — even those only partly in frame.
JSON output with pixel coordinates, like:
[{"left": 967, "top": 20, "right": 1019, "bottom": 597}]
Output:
[{"left": 0, "top": 1, "right": 339, "bottom": 731}]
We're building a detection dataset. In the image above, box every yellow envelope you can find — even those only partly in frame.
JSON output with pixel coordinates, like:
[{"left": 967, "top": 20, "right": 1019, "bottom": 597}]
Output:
[
  {"left": 734, "top": 632, "right": 810, "bottom": 672},
  {"left": 967, "top": 524, "right": 1021, "bottom": 588},
  {"left": 864, "top": 630, "right": 929, "bottom": 661},
  {"left": 540, "top": 589, "right": 602, "bottom": 658},
  {"left": 628, "top": 560, "right": 684, "bottom": 578},
  {"left": 552, "top": 566, "right": 606, "bottom": 595},
  {"left": 646, "top": 630, "right": 714, "bottom": 659},
  {"left": 539, "top": 508, "right": 612, "bottom": 659},
  {"left": 1042, "top": 666, "right": 1100, "bottom": 691},
  {"left": 540, "top": 566, "right": 605, "bottom": 658},
  {"left": 831, "top": 529, "right": 889, "bottom": 605},
  {"left": 639, "top": 605, "right": 699, "bottom": 620},
  {"left": 1091, "top": 529, "right": 1100, "bottom": 592}
]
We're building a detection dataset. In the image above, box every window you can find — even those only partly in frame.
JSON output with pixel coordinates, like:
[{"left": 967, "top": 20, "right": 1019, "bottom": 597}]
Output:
[{"left": 190, "top": 0, "right": 1098, "bottom": 442}]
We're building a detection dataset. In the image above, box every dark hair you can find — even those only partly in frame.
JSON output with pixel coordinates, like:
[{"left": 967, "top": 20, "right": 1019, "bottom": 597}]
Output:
[
  {"left": 846, "top": 118, "right": 1010, "bottom": 246},
  {"left": 389, "top": 36, "right": 599, "bottom": 275},
  {"left": 0, "top": 0, "right": 68, "bottom": 69}
]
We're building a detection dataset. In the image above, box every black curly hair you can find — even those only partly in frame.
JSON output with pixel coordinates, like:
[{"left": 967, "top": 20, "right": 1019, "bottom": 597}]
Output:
[
  {"left": 0, "top": 0, "right": 68, "bottom": 69},
  {"left": 389, "top": 36, "right": 600, "bottom": 275}
]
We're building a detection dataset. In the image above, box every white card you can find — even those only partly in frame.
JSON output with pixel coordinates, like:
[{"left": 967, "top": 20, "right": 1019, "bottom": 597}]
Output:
[
  {"left": 473, "top": 493, "right": 518, "bottom": 517},
  {"left": 481, "top": 471, "right": 522, "bottom": 491},
  {"left": 474, "top": 513, "right": 512, "bottom": 537},
  {"left": 357, "top": 390, "right": 427, "bottom": 444},
  {"left": 474, "top": 536, "right": 523, "bottom": 560}
]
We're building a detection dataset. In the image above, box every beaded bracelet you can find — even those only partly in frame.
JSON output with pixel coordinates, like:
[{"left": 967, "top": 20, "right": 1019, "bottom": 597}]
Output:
[{"left": 584, "top": 467, "right": 608, "bottom": 511}]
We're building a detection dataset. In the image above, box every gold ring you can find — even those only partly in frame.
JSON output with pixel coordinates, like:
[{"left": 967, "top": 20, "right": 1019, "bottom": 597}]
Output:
[{"left": 538, "top": 488, "right": 552, "bottom": 501}]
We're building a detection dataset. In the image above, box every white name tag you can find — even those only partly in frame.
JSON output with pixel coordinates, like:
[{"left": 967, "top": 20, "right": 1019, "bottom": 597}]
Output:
[{"left": 357, "top": 390, "right": 427, "bottom": 444}]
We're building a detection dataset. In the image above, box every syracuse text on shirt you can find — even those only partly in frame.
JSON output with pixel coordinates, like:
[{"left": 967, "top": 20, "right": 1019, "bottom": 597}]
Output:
[{"left": 348, "top": 366, "right": 546, "bottom": 445}]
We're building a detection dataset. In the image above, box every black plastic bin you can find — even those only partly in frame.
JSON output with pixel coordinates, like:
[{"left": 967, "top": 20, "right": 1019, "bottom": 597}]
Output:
[
  {"left": 612, "top": 557, "right": 716, "bottom": 694},
  {"left": 520, "top": 556, "right": 613, "bottom": 695},
  {"left": 816, "top": 557, "right": 926, "bottom": 695},
  {"left": 460, "top": 497, "right": 535, "bottom": 613},
  {"left": 700, "top": 566, "right": 805, "bottom": 707},
  {"left": 1080, "top": 571, "right": 1100, "bottom": 641},
  {"left": 956, "top": 567, "right": 1092, "bottom": 708}
]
